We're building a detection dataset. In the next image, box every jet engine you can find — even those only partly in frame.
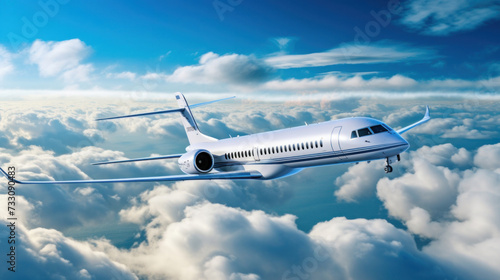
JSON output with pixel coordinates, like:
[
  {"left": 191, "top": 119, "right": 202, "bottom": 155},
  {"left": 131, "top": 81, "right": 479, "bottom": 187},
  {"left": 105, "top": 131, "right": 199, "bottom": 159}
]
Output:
[{"left": 178, "top": 149, "right": 214, "bottom": 174}]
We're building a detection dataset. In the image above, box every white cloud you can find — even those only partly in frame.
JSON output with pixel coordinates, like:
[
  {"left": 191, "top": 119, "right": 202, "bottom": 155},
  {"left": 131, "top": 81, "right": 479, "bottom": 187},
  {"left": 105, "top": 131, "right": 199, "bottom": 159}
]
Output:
[
  {"left": 1, "top": 97, "right": 499, "bottom": 280},
  {"left": 265, "top": 42, "right": 436, "bottom": 69},
  {"left": 271, "top": 36, "right": 294, "bottom": 52},
  {"left": 107, "top": 71, "right": 137, "bottom": 80},
  {"left": 1, "top": 109, "right": 100, "bottom": 154},
  {"left": 334, "top": 161, "right": 386, "bottom": 202},
  {"left": 0, "top": 45, "right": 14, "bottom": 79},
  {"left": 0, "top": 217, "right": 137, "bottom": 279},
  {"left": 29, "top": 39, "right": 93, "bottom": 82},
  {"left": 96, "top": 202, "right": 454, "bottom": 280},
  {"left": 400, "top": 0, "right": 500, "bottom": 35},
  {"left": 263, "top": 74, "right": 418, "bottom": 92},
  {"left": 423, "top": 169, "right": 500, "bottom": 278},
  {"left": 261, "top": 73, "right": 500, "bottom": 94},
  {"left": 372, "top": 142, "right": 500, "bottom": 278},
  {"left": 310, "top": 217, "right": 451, "bottom": 280},
  {"left": 474, "top": 143, "right": 500, "bottom": 171},
  {"left": 168, "top": 52, "right": 271, "bottom": 84}
]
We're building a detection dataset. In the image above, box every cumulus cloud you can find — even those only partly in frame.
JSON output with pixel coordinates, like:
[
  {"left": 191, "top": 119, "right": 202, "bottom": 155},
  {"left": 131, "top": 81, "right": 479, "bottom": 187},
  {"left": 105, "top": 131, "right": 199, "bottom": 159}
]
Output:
[
  {"left": 96, "top": 203, "right": 454, "bottom": 280},
  {"left": 424, "top": 169, "right": 500, "bottom": 278},
  {"left": 1, "top": 96, "right": 499, "bottom": 280},
  {"left": 310, "top": 217, "right": 451, "bottom": 280},
  {"left": 1, "top": 109, "right": 102, "bottom": 154},
  {"left": 168, "top": 52, "right": 272, "bottom": 84},
  {"left": 372, "top": 142, "right": 500, "bottom": 278},
  {"left": 0, "top": 218, "right": 137, "bottom": 279},
  {"left": 0, "top": 45, "right": 14, "bottom": 79},
  {"left": 29, "top": 39, "right": 93, "bottom": 82},
  {"left": 265, "top": 42, "right": 436, "bottom": 69},
  {"left": 334, "top": 161, "right": 386, "bottom": 202},
  {"left": 400, "top": 0, "right": 500, "bottom": 35},
  {"left": 474, "top": 143, "right": 500, "bottom": 171}
]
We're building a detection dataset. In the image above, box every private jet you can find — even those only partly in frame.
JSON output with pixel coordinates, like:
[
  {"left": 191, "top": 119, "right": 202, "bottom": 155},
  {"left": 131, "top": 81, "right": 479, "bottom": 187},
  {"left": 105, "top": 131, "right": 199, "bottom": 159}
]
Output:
[{"left": 1, "top": 93, "right": 430, "bottom": 184}]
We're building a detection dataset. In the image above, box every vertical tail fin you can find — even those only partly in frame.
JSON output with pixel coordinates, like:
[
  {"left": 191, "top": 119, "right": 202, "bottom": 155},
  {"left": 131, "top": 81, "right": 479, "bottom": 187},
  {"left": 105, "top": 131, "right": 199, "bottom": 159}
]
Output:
[{"left": 175, "top": 93, "right": 217, "bottom": 144}]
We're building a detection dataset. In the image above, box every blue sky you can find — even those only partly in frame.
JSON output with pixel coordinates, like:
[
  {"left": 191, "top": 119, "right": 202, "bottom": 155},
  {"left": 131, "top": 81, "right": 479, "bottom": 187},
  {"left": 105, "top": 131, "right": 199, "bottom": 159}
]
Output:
[
  {"left": 1, "top": 0, "right": 500, "bottom": 93},
  {"left": 1, "top": 1, "right": 500, "bottom": 280}
]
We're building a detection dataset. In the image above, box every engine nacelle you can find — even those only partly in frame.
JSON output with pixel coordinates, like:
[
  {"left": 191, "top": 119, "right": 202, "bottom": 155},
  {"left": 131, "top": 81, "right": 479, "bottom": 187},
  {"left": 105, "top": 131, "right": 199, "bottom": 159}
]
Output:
[{"left": 178, "top": 149, "right": 214, "bottom": 174}]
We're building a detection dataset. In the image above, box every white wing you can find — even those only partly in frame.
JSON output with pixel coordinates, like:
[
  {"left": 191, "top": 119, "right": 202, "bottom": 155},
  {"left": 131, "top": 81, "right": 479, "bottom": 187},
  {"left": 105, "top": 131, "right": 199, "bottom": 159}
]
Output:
[{"left": 0, "top": 168, "right": 262, "bottom": 185}]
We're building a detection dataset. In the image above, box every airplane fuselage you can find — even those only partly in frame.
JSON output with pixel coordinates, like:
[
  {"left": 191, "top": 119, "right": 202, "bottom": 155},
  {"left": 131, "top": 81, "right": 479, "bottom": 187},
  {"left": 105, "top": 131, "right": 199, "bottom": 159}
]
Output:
[{"left": 187, "top": 117, "right": 409, "bottom": 179}]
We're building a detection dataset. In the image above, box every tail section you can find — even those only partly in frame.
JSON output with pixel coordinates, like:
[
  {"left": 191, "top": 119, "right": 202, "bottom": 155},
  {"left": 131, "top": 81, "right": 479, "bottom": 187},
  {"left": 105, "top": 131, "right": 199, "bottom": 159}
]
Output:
[
  {"left": 96, "top": 92, "right": 232, "bottom": 144},
  {"left": 175, "top": 93, "right": 217, "bottom": 144}
]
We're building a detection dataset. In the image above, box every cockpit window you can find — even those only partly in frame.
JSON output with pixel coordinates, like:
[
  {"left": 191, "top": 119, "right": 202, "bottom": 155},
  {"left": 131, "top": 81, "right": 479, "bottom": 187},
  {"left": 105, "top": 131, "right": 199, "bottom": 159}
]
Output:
[
  {"left": 357, "top": 128, "right": 372, "bottom": 137},
  {"left": 370, "top": 124, "right": 388, "bottom": 134},
  {"left": 351, "top": 130, "right": 358, "bottom": 139}
]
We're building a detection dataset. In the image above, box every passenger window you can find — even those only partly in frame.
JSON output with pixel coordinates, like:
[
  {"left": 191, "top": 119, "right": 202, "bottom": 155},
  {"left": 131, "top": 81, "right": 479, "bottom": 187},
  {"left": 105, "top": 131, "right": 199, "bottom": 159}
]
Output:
[
  {"left": 293, "top": 144, "right": 296, "bottom": 151},
  {"left": 260, "top": 149, "right": 263, "bottom": 156},
  {"left": 315, "top": 141, "right": 318, "bottom": 148},
  {"left": 357, "top": 128, "right": 372, "bottom": 137},
  {"left": 320, "top": 140, "right": 323, "bottom": 147},
  {"left": 370, "top": 125, "right": 388, "bottom": 134},
  {"left": 302, "top": 143, "right": 305, "bottom": 150},
  {"left": 280, "top": 146, "right": 283, "bottom": 153},
  {"left": 351, "top": 130, "right": 358, "bottom": 138}
]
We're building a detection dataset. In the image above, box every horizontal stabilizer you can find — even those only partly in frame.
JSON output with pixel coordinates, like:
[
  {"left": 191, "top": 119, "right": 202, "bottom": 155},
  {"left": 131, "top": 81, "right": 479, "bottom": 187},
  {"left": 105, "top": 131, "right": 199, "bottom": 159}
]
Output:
[
  {"left": 396, "top": 106, "right": 430, "bottom": 135},
  {"left": 189, "top": 96, "right": 235, "bottom": 109},
  {"left": 96, "top": 95, "right": 235, "bottom": 121},
  {"left": 92, "top": 154, "right": 183, "bottom": 165},
  {"left": 0, "top": 167, "right": 262, "bottom": 184},
  {"left": 96, "top": 108, "right": 183, "bottom": 121}
]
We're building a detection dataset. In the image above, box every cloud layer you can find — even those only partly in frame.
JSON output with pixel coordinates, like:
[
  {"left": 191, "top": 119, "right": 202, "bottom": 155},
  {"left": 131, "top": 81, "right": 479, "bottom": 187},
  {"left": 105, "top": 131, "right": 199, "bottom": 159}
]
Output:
[{"left": 0, "top": 97, "right": 499, "bottom": 279}]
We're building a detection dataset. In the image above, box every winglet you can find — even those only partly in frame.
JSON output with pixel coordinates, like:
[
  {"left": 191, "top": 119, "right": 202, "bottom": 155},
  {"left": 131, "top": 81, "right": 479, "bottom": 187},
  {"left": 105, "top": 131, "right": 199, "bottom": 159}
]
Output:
[
  {"left": 424, "top": 105, "right": 430, "bottom": 120},
  {"left": 396, "top": 106, "right": 431, "bottom": 135},
  {"left": 0, "top": 167, "right": 10, "bottom": 180},
  {"left": 0, "top": 167, "right": 20, "bottom": 184}
]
